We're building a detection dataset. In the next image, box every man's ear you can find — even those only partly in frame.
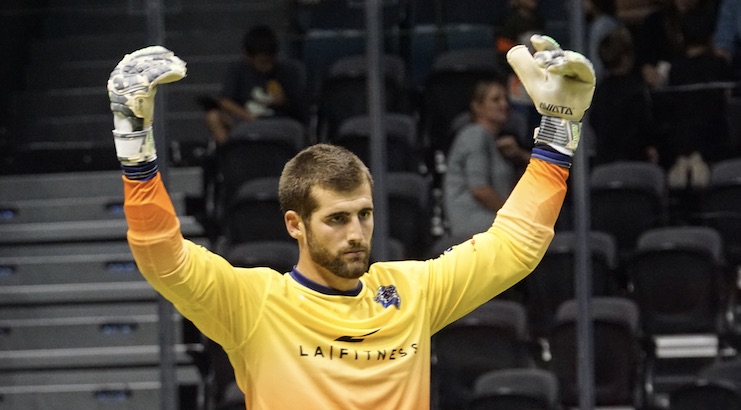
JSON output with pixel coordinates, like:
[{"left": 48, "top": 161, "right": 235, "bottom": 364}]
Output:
[{"left": 285, "top": 210, "right": 303, "bottom": 240}]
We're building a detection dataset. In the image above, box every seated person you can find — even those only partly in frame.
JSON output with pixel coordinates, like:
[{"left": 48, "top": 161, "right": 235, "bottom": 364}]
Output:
[
  {"left": 203, "top": 25, "right": 307, "bottom": 145},
  {"left": 666, "top": 12, "right": 734, "bottom": 188},
  {"left": 443, "top": 76, "right": 531, "bottom": 237}
]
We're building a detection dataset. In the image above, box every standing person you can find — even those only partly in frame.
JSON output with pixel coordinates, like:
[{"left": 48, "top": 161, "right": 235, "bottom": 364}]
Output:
[
  {"left": 634, "top": 0, "right": 718, "bottom": 88},
  {"left": 583, "top": 0, "right": 624, "bottom": 81},
  {"left": 202, "top": 25, "right": 308, "bottom": 145},
  {"left": 443, "top": 75, "right": 531, "bottom": 238},
  {"left": 106, "top": 35, "right": 595, "bottom": 409},
  {"left": 666, "top": 11, "right": 734, "bottom": 188},
  {"left": 589, "top": 27, "right": 659, "bottom": 166}
]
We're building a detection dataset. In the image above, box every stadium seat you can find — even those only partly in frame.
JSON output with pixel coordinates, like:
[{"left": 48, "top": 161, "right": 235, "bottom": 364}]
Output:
[
  {"left": 225, "top": 240, "right": 298, "bottom": 274},
  {"left": 420, "top": 49, "right": 503, "bottom": 172},
  {"left": 212, "top": 117, "right": 306, "bottom": 226},
  {"left": 384, "top": 171, "right": 434, "bottom": 258},
  {"left": 549, "top": 297, "right": 642, "bottom": 408},
  {"left": 433, "top": 299, "right": 536, "bottom": 409},
  {"left": 627, "top": 225, "right": 731, "bottom": 404},
  {"left": 521, "top": 230, "right": 620, "bottom": 338},
  {"left": 221, "top": 176, "right": 290, "bottom": 246},
  {"left": 700, "top": 158, "right": 741, "bottom": 269},
  {"left": 333, "top": 113, "right": 424, "bottom": 173},
  {"left": 589, "top": 161, "right": 669, "bottom": 261},
  {"left": 468, "top": 367, "right": 560, "bottom": 410},
  {"left": 316, "top": 53, "right": 408, "bottom": 142}
]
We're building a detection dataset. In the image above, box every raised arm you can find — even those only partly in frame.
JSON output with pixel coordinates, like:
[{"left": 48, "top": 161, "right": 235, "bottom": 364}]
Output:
[
  {"left": 495, "top": 34, "right": 596, "bottom": 258},
  {"left": 108, "top": 47, "right": 269, "bottom": 351},
  {"left": 492, "top": 34, "right": 596, "bottom": 247},
  {"left": 107, "top": 46, "right": 190, "bottom": 282},
  {"left": 427, "top": 36, "right": 596, "bottom": 328}
]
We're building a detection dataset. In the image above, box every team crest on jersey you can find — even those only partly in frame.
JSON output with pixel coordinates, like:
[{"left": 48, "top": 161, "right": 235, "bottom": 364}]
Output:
[{"left": 374, "top": 285, "right": 401, "bottom": 309}]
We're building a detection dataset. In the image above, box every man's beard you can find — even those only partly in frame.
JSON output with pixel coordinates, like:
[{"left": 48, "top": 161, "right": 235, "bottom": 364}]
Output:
[{"left": 306, "top": 229, "right": 370, "bottom": 280}]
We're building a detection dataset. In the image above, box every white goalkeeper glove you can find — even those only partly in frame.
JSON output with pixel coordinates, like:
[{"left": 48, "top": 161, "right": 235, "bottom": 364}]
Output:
[
  {"left": 507, "top": 35, "right": 595, "bottom": 166},
  {"left": 107, "top": 46, "right": 186, "bottom": 174}
]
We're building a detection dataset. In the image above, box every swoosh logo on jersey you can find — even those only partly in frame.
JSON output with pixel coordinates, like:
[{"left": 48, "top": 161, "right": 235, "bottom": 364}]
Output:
[{"left": 335, "top": 329, "right": 380, "bottom": 343}]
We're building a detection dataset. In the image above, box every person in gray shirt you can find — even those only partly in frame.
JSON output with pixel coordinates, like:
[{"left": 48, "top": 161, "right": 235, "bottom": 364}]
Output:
[{"left": 443, "top": 76, "right": 531, "bottom": 237}]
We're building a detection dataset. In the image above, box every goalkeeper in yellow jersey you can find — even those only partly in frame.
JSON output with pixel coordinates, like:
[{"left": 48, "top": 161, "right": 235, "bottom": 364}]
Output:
[{"left": 107, "top": 35, "right": 594, "bottom": 409}]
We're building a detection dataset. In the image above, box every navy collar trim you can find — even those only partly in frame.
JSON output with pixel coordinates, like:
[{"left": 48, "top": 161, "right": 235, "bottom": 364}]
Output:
[{"left": 290, "top": 268, "right": 363, "bottom": 296}]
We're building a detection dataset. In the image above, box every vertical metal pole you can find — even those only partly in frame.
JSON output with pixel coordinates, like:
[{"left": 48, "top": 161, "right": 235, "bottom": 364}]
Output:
[
  {"left": 366, "top": 0, "right": 389, "bottom": 261},
  {"left": 146, "top": 0, "right": 178, "bottom": 409},
  {"left": 568, "top": 1, "right": 595, "bottom": 409}
]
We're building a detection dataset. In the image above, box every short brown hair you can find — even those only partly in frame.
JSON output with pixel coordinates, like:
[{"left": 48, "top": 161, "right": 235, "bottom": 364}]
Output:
[{"left": 279, "top": 144, "right": 374, "bottom": 220}]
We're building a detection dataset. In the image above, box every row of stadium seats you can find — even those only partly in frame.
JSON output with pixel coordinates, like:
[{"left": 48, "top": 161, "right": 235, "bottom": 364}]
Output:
[{"left": 0, "top": 168, "right": 208, "bottom": 408}]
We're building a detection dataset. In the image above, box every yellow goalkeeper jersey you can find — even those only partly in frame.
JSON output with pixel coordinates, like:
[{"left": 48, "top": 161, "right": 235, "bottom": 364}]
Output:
[{"left": 123, "top": 159, "right": 567, "bottom": 409}]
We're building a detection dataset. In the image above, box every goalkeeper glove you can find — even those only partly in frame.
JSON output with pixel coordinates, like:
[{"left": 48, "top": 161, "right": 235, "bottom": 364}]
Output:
[
  {"left": 507, "top": 35, "right": 596, "bottom": 167},
  {"left": 107, "top": 46, "right": 187, "bottom": 178}
]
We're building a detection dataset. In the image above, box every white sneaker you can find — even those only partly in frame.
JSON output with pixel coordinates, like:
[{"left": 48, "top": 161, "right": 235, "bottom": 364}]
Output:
[
  {"left": 688, "top": 152, "right": 710, "bottom": 189},
  {"left": 668, "top": 156, "right": 689, "bottom": 189}
]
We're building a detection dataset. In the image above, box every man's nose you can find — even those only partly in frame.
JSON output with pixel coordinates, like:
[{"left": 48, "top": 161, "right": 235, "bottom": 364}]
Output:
[{"left": 346, "top": 216, "right": 365, "bottom": 241}]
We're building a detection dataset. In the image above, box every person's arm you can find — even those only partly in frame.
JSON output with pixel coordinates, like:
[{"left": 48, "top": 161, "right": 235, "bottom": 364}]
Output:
[
  {"left": 460, "top": 130, "right": 509, "bottom": 212},
  {"left": 496, "top": 134, "right": 531, "bottom": 166},
  {"left": 107, "top": 46, "right": 192, "bottom": 289},
  {"left": 219, "top": 63, "right": 257, "bottom": 121},
  {"left": 122, "top": 170, "right": 261, "bottom": 349},
  {"left": 273, "top": 61, "right": 310, "bottom": 123},
  {"left": 220, "top": 97, "right": 256, "bottom": 121},
  {"left": 428, "top": 158, "right": 570, "bottom": 332},
  {"left": 108, "top": 47, "right": 260, "bottom": 349},
  {"left": 471, "top": 185, "right": 507, "bottom": 212},
  {"left": 427, "top": 35, "right": 596, "bottom": 330}
]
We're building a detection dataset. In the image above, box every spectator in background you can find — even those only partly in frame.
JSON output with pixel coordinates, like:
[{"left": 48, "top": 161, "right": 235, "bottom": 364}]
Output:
[
  {"left": 443, "top": 76, "right": 531, "bottom": 237},
  {"left": 634, "top": 0, "right": 685, "bottom": 88},
  {"left": 713, "top": 0, "right": 741, "bottom": 80},
  {"left": 584, "top": 0, "right": 624, "bottom": 81},
  {"left": 202, "top": 25, "right": 308, "bottom": 145},
  {"left": 589, "top": 27, "right": 659, "bottom": 166},
  {"left": 635, "top": 0, "right": 719, "bottom": 88},
  {"left": 666, "top": 10, "right": 734, "bottom": 188}
]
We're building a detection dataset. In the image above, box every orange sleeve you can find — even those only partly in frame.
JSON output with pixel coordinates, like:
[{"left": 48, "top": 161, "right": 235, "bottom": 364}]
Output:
[
  {"left": 422, "top": 158, "right": 569, "bottom": 332},
  {"left": 122, "top": 173, "right": 268, "bottom": 350},
  {"left": 489, "top": 158, "right": 569, "bottom": 269},
  {"left": 122, "top": 173, "right": 187, "bottom": 281},
  {"left": 500, "top": 158, "right": 569, "bottom": 226}
]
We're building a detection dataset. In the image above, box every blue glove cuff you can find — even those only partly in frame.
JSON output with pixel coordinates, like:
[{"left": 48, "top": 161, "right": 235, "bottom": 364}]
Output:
[
  {"left": 532, "top": 146, "right": 572, "bottom": 168},
  {"left": 122, "top": 160, "right": 158, "bottom": 181}
]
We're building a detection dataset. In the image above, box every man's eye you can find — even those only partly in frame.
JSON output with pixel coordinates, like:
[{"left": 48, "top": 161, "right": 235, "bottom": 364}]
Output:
[{"left": 329, "top": 215, "right": 346, "bottom": 223}]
